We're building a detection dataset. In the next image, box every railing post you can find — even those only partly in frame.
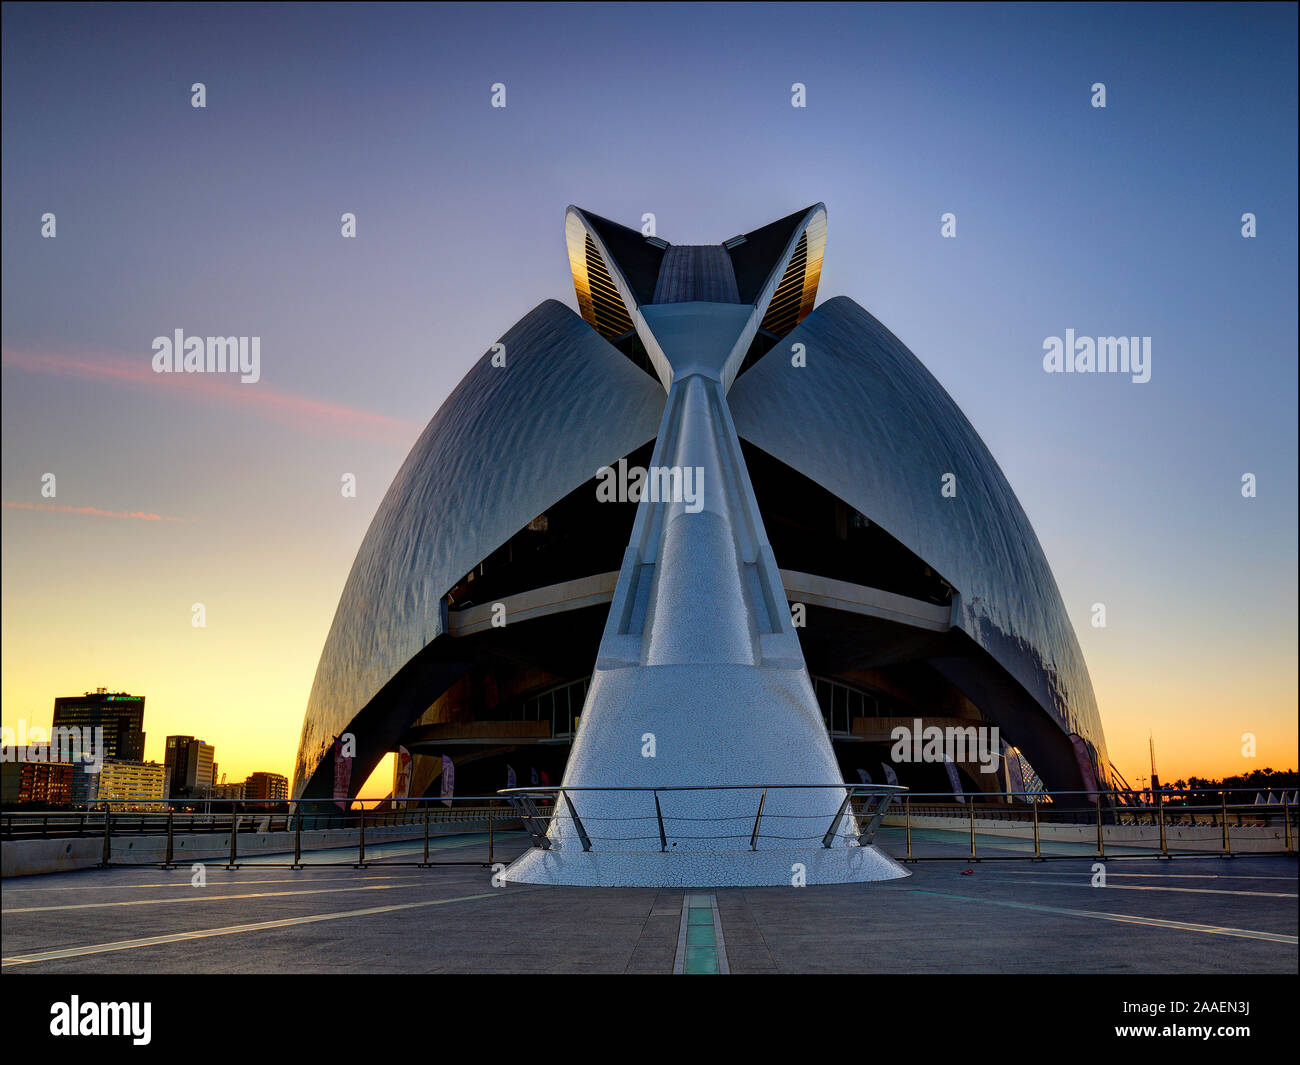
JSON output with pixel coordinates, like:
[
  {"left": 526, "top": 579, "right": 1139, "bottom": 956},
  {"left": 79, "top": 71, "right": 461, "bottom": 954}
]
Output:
[
  {"left": 654, "top": 790, "right": 667, "bottom": 852},
  {"left": 293, "top": 802, "right": 302, "bottom": 868},
  {"left": 488, "top": 808, "right": 494, "bottom": 865},
  {"left": 968, "top": 794, "right": 977, "bottom": 860},
  {"left": 357, "top": 804, "right": 366, "bottom": 867},
  {"left": 905, "top": 794, "right": 912, "bottom": 859},
  {"left": 164, "top": 807, "right": 174, "bottom": 868},
  {"left": 1156, "top": 789, "right": 1167, "bottom": 857},
  {"left": 423, "top": 805, "right": 430, "bottom": 865},
  {"left": 1220, "top": 791, "right": 1231, "bottom": 855},
  {"left": 1032, "top": 795, "right": 1041, "bottom": 859},
  {"left": 227, "top": 801, "right": 239, "bottom": 869},
  {"left": 823, "top": 790, "right": 853, "bottom": 849},
  {"left": 100, "top": 803, "right": 112, "bottom": 867},
  {"left": 1096, "top": 794, "right": 1104, "bottom": 858},
  {"left": 562, "top": 791, "right": 592, "bottom": 852},
  {"left": 750, "top": 789, "right": 768, "bottom": 851},
  {"left": 1284, "top": 795, "right": 1294, "bottom": 854}
]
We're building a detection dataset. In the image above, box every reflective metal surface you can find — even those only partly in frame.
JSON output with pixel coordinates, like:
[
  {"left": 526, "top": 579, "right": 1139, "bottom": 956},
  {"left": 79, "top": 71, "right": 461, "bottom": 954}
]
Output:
[
  {"left": 291, "top": 300, "right": 665, "bottom": 795},
  {"left": 729, "top": 295, "right": 1109, "bottom": 767},
  {"left": 294, "top": 211, "right": 1111, "bottom": 813}
]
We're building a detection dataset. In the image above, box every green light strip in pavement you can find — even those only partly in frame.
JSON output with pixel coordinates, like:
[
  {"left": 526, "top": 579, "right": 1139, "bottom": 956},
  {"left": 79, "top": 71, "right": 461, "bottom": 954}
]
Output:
[{"left": 674, "top": 893, "right": 730, "bottom": 974}]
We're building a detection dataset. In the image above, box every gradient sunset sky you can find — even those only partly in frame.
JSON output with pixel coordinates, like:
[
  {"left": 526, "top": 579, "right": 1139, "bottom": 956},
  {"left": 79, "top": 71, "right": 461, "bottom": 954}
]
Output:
[{"left": 2, "top": 2, "right": 1296, "bottom": 792}]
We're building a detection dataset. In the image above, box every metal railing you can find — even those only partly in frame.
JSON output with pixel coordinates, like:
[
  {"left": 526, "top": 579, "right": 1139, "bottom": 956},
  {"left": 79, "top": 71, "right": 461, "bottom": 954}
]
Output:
[
  {"left": 1, "top": 796, "right": 530, "bottom": 870},
  {"left": 885, "top": 787, "right": 1297, "bottom": 862},
  {"left": 6, "top": 786, "right": 1293, "bottom": 870},
  {"left": 498, "top": 783, "right": 907, "bottom": 852}
]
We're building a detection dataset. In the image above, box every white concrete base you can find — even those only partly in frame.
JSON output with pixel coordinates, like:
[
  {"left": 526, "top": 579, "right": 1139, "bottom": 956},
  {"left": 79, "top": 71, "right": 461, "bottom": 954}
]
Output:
[{"left": 502, "top": 842, "right": 909, "bottom": 887}]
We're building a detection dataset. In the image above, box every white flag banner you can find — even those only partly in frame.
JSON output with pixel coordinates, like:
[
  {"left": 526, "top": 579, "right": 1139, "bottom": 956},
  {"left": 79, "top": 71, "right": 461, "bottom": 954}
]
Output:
[{"left": 944, "top": 757, "right": 964, "bottom": 802}]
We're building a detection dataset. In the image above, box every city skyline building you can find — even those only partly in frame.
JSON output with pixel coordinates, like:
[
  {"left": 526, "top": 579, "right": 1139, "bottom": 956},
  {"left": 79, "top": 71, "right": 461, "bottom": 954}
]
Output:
[
  {"left": 52, "top": 689, "right": 146, "bottom": 805},
  {"left": 93, "top": 759, "right": 165, "bottom": 809},
  {"left": 163, "top": 735, "right": 217, "bottom": 801},
  {"left": 243, "top": 771, "right": 289, "bottom": 803}
]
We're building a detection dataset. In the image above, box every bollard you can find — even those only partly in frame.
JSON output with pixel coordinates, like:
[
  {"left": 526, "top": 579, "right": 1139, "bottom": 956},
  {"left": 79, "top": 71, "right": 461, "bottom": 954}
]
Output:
[
  {"left": 968, "top": 796, "right": 977, "bottom": 860},
  {"left": 100, "top": 804, "right": 112, "bottom": 867},
  {"left": 1032, "top": 796, "right": 1041, "bottom": 859},
  {"left": 905, "top": 795, "right": 912, "bottom": 859},
  {"left": 227, "top": 802, "right": 239, "bottom": 869},
  {"left": 1216, "top": 790, "right": 1227, "bottom": 858},
  {"left": 1156, "top": 789, "right": 1167, "bottom": 857},
  {"left": 1096, "top": 796, "right": 1104, "bottom": 858}
]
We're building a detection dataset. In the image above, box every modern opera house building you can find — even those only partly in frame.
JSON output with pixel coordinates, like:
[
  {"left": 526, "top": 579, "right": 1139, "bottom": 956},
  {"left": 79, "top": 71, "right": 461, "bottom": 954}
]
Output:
[{"left": 292, "top": 204, "right": 1113, "bottom": 885}]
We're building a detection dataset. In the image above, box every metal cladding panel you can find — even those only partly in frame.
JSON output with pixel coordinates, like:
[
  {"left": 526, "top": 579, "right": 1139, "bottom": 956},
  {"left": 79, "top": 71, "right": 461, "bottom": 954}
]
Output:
[
  {"left": 728, "top": 296, "right": 1108, "bottom": 763},
  {"left": 292, "top": 300, "right": 666, "bottom": 794},
  {"left": 652, "top": 246, "right": 742, "bottom": 304}
]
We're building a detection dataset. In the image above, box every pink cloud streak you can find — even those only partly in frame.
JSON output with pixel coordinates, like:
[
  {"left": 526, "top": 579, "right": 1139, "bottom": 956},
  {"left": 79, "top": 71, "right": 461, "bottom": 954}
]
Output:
[
  {"left": 3, "top": 501, "right": 198, "bottom": 523},
  {"left": 2, "top": 349, "right": 421, "bottom": 445}
]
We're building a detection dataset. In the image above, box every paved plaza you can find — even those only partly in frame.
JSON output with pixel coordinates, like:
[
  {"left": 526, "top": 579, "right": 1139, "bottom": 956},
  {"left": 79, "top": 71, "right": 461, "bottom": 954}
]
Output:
[{"left": 3, "top": 830, "right": 1295, "bottom": 974}]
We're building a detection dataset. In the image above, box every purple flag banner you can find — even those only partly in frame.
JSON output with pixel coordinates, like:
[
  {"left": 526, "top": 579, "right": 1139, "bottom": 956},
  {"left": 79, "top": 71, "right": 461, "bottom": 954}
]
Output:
[
  {"left": 440, "top": 755, "right": 454, "bottom": 807},
  {"left": 332, "top": 738, "right": 352, "bottom": 811}
]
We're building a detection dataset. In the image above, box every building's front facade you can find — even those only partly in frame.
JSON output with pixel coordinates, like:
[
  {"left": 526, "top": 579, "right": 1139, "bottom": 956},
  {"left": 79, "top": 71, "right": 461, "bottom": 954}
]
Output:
[
  {"left": 52, "top": 689, "right": 146, "bottom": 804},
  {"left": 93, "top": 759, "right": 166, "bottom": 809},
  {"left": 244, "top": 772, "right": 288, "bottom": 803},
  {"left": 163, "top": 736, "right": 216, "bottom": 800},
  {"left": 211, "top": 781, "right": 245, "bottom": 801},
  {"left": 0, "top": 752, "right": 73, "bottom": 806},
  {"left": 291, "top": 204, "right": 1112, "bottom": 882}
]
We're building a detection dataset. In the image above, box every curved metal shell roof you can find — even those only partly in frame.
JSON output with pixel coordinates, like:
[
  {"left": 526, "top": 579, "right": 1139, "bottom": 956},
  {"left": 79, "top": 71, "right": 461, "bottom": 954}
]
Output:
[
  {"left": 728, "top": 295, "right": 1108, "bottom": 763},
  {"left": 291, "top": 300, "right": 665, "bottom": 794}
]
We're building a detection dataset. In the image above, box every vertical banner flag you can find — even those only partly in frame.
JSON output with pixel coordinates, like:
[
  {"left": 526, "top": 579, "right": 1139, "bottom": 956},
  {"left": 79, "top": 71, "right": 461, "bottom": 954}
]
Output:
[
  {"left": 1002, "top": 741, "right": 1025, "bottom": 799},
  {"left": 506, "top": 764, "right": 517, "bottom": 789},
  {"left": 856, "top": 768, "right": 873, "bottom": 785},
  {"left": 1069, "top": 733, "right": 1100, "bottom": 805},
  {"left": 393, "top": 745, "right": 412, "bottom": 806},
  {"left": 530, "top": 766, "right": 539, "bottom": 787},
  {"left": 944, "top": 756, "right": 965, "bottom": 802},
  {"left": 332, "top": 737, "right": 352, "bottom": 811},
  {"left": 879, "top": 762, "right": 899, "bottom": 788},
  {"left": 440, "top": 755, "right": 455, "bottom": 807}
]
